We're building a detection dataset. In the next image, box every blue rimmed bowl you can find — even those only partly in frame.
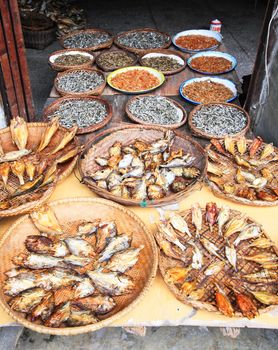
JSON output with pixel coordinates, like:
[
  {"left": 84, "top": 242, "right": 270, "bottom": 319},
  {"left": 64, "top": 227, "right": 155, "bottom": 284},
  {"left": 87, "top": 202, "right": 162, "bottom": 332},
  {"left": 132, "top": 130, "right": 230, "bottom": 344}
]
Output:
[{"left": 179, "top": 77, "right": 237, "bottom": 105}]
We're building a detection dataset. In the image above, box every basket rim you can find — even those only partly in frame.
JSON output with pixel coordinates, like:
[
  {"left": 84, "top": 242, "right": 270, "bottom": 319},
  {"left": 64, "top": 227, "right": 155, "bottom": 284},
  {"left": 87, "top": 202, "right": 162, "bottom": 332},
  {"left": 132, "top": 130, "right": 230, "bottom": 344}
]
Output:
[
  {"left": 42, "top": 95, "right": 113, "bottom": 135},
  {"left": 54, "top": 68, "right": 106, "bottom": 97},
  {"left": 0, "top": 197, "right": 158, "bottom": 335},
  {"left": 48, "top": 49, "right": 95, "bottom": 72},
  {"left": 188, "top": 102, "right": 251, "bottom": 139},
  {"left": 78, "top": 124, "right": 208, "bottom": 207},
  {"left": 125, "top": 94, "right": 187, "bottom": 129},
  {"left": 60, "top": 28, "right": 114, "bottom": 51},
  {"left": 95, "top": 49, "right": 138, "bottom": 72},
  {"left": 114, "top": 28, "right": 171, "bottom": 54}
]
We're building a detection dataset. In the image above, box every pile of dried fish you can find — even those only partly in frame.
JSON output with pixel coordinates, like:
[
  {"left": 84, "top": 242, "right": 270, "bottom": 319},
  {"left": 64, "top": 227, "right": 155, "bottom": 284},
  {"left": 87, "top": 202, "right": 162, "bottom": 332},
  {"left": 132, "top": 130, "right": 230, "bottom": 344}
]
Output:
[
  {"left": 54, "top": 54, "right": 91, "bottom": 67},
  {"left": 128, "top": 96, "right": 183, "bottom": 125},
  {"left": 62, "top": 31, "right": 112, "bottom": 49},
  {"left": 191, "top": 104, "right": 248, "bottom": 137},
  {"left": 86, "top": 130, "right": 201, "bottom": 202},
  {"left": 19, "top": 0, "right": 86, "bottom": 37},
  {"left": 3, "top": 205, "right": 143, "bottom": 328},
  {"left": 141, "top": 55, "right": 183, "bottom": 72},
  {"left": 0, "top": 117, "right": 81, "bottom": 211},
  {"left": 206, "top": 136, "right": 278, "bottom": 204},
  {"left": 96, "top": 51, "right": 135, "bottom": 71},
  {"left": 155, "top": 202, "right": 278, "bottom": 318},
  {"left": 47, "top": 99, "right": 108, "bottom": 129},
  {"left": 117, "top": 31, "right": 169, "bottom": 50},
  {"left": 56, "top": 71, "right": 105, "bottom": 94}
]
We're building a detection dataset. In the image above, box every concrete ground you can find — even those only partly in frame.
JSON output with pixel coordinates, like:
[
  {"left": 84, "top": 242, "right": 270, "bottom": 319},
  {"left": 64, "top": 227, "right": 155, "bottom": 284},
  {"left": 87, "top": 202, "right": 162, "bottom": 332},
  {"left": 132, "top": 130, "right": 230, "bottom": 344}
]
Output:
[{"left": 15, "top": 0, "right": 278, "bottom": 349}]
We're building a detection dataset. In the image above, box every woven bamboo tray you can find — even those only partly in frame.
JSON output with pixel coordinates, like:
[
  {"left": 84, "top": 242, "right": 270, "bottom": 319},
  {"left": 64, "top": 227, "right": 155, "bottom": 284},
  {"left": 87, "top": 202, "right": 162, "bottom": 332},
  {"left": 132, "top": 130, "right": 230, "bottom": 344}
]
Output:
[
  {"left": 206, "top": 138, "right": 278, "bottom": 206},
  {"left": 114, "top": 28, "right": 171, "bottom": 54},
  {"left": 60, "top": 29, "right": 113, "bottom": 51},
  {"left": 139, "top": 49, "right": 186, "bottom": 75},
  {"left": 188, "top": 103, "right": 251, "bottom": 140},
  {"left": 48, "top": 49, "right": 95, "bottom": 72},
  {"left": 95, "top": 49, "right": 138, "bottom": 72},
  {"left": 156, "top": 206, "right": 278, "bottom": 317},
  {"left": 0, "top": 123, "right": 79, "bottom": 217},
  {"left": 79, "top": 125, "right": 207, "bottom": 207},
  {"left": 43, "top": 96, "right": 113, "bottom": 135},
  {"left": 0, "top": 197, "right": 158, "bottom": 335},
  {"left": 125, "top": 95, "right": 187, "bottom": 129},
  {"left": 54, "top": 68, "right": 106, "bottom": 97}
]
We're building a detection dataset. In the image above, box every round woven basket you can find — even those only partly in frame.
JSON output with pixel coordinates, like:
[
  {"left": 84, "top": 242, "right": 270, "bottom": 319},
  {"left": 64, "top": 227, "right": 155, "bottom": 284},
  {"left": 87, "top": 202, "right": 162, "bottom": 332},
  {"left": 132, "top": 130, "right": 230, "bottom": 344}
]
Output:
[
  {"left": 43, "top": 96, "right": 113, "bottom": 135},
  {"left": 139, "top": 49, "right": 187, "bottom": 75},
  {"left": 0, "top": 197, "right": 158, "bottom": 335},
  {"left": 79, "top": 125, "right": 207, "bottom": 207},
  {"left": 60, "top": 28, "right": 114, "bottom": 51},
  {"left": 125, "top": 94, "right": 187, "bottom": 129},
  {"left": 188, "top": 103, "right": 251, "bottom": 139},
  {"left": 54, "top": 68, "right": 106, "bottom": 97},
  {"left": 0, "top": 123, "right": 79, "bottom": 217},
  {"left": 48, "top": 49, "right": 95, "bottom": 72},
  {"left": 95, "top": 49, "right": 138, "bottom": 72},
  {"left": 114, "top": 28, "right": 171, "bottom": 54}
]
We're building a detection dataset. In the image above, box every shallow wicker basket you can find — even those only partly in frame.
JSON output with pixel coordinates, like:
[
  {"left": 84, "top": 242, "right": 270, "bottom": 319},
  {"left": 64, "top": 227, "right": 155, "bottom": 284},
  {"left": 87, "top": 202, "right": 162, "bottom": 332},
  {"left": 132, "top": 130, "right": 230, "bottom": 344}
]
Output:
[
  {"left": 114, "top": 28, "right": 171, "bottom": 54},
  {"left": 139, "top": 49, "right": 186, "bottom": 75},
  {"left": 60, "top": 28, "right": 114, "bottom": 51},
  {"left": 188, "top": 103, "right": 251, "bottom": 139},
  {"left": 54, "top": 68, "right": 106, "bottom": 97},
  {"left": 95, "top": 49, "right": 138, "bottom": 72},
  {"left": 125, "top": 95, "right": 187, "bottom": 129},
  {"left": 0, "top": 123, "right": 79, "bottom": 217},
  {"left": 48, "top": 49, "right": 95, "bottom": 72},
  {"left": 0, "top": 197, "right": 158, "bottom": 335},
  {"left": 79, "top": 125, "right": 207, "bottom": 207},
  {"left": 43, "top": 96, "right": 113, "bottom": 135}
]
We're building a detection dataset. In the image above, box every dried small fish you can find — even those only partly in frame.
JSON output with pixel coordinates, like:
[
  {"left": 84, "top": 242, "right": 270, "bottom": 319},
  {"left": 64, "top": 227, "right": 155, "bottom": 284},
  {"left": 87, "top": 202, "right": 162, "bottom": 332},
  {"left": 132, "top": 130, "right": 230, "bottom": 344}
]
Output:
[
  {"left": 170, "top": 176, "right": 188, "bottom": 192},
  {"left": 72, "top": 295, "right": 116, "bottom": 314},
  {"left": 261, "top": 168, "right": 273, "bottom": 182},
  {"left": 25, "top": 161, "right": 36, "bottom": 181},
  {"left": 183, "top": 167, "right": 200, "bottom": 179},
  {"left": 30, "top": 293, "right": 55, "bottom": 321},
  {"left": 169, "top": 213, "right": 192, "bottom": 238},
  {"left": 237, "top": 187, "right": 257, "bottom": 201},
  {"left": 0, "top": 163, "right": 10, "bottom": 187},
  {"left": 248, "top": 177, "right": 267, "bottom": 189},
  {"left": 154, "top": 230, "right": 187, "bottom": 262},
  {"left": 180, "top": 280, "right": 197, "bottom": 296},
  {"left": 56, "top": 146, "right": 83, "bottom": 164},
  {"left": 210, "top": 139, "right": 226, "bottom": 154},
  {"left": 207, "top": 161, "right": 223, "bottom": 176},
  {"left": 241, "top": 270, "right": 278, "bottom": 283},
  {"left": 215, "top": 284, "right": 234, "bottom": 317},
  {"left": 225, "top": 245, "right": 237, "bottom": 271},
  {"left": 51, "top": 125, "right": 78, "bottom": 154},
  {"left": 4, "top": 272, "right": 38, "bottom": 296},
  {"left": 63, "top": 255, "right": 91, "bottom": 267},
  {"left": 147, "top": 184, "right": 165, "bottom": 200},
  {"left": 105, "top": 246, "right": 143, "bottom": 273},
  {"left": 37, "top": 117, "right": 59, "bottom": 152},
  {"left": 65, "top": 238, "right": 95, "bottom": 257},
  {"left": 234, "top": 293, "right": 258, "bottom": 319},
  {"left": 201, "top": 238, "right": 223, "bottom": 260},
  {"left": 241, "top": 253, "right": 278, "bottom": 264},
  {"left": 25, "top": 236, "right": 69, "bottom": 257},
  {"left": 191, "top": 203, "right": 202, "bottom": 237},
  {"left": 249, "top": 291, "right": 278, "bottom": 305},
  {"left": 204, "top": 261, "right": 225, "bottom": 276},
  {"left": 188, "top": 288, "right": 206, "bottom": 300},
  {"left": 223, "top": 183, "right": 235, "bottom": 194},
  {"left": 217, "top": 205, "right": 230, "bottom": 236},
  {"left": 11, "top": 175, "right": 43, "bottom": 197},
  {"left": 224, "top": 216, "right": 246, "bottom": 238},
  {"left": 235, "top": 155, "right": 251, "bottom": 168},
  {"left": 10, "top": 117, "right": 28, "bottom": 150},
  {"left": 236, "top": 137, "right": 247, "bottom": 155},
  {"left": 224, "top": 137, "right": 236, "bottom": 155},
  {"left": 67, "top": 308, "right": 98, "bottom": 326},
  {"left": 205, "top": 202, "right": 218, "bottom": 232},
  {"left": 158, "top": 222, "right": 186, "bottom": 251},
  {"left": 30, "top": 205, "right": 63, "bottom": 235},
  {"left": 234, "top": 224, "right": 261, "bottom": 246},
  {"left": 9, "top": 287, "right": 47, "bottom": 313},
  {"left": 257, "top": 191, "right": 277, "bottom": 202},
  {"left": 260, "top": 143, "right": 274, "bottom": 160},
  {"left": 95, "top": 221, "right": 117, "bottom": 253},
  {"left": 260, "top": 262, "right": 278, "bottom": 270},
  {"left": 98, "top": 234, "right": 131, "bottom": 262},
  {"left": 164, "top": 267, "right": 191, "bottom": 284},
  {"left": 11, "top": 160, "right": 25, "bottom": 185},
  {"left": 0, "top": 149, "right": 31, "bottom": 163},
  {"left": 95, "top": 157, "right": 108, "bottom": 167},
  {"left": 249, "top": 136, "right": 263, "bottom": 158},
  {"left": 189, "top": 241, "right": 203, "bottom": 269},
  {"left": 45, "top": 302, "right": 71, "bottom": 327},
  {"left": 13, "top": 253, "right": 64, "bottom": 269}
]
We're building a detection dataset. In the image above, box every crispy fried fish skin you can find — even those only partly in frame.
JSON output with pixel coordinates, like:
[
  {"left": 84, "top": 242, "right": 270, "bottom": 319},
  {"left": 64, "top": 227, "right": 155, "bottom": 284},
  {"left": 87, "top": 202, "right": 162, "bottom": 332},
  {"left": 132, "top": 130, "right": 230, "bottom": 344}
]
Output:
[
  {"left": 51, "top": 125, "right": 78, "bottom": 155},
  {"left": 105, "top": 246, "right": 143, "bottom": 273},
  {"left": 30, "top": 292, "right": 54, "bottom": 321},
  {"left": 10, "top": 116, "right": 28, "bottom": 150},
  {"left": 98, "top": 234, "right": 131, "bottom": 263},
  {"left": 9, "top": 287, "right": 47, "bottom": 313},
  {"left": 45, "top": 302, "right": 71, "bottom": 327},
  {"left": 67, "top": 308, "right": 98, "bottom": 326},
  {"left": 87, "top": 269, "right": 135, "bottom": 296},
  {"left": 72, "top": 295, "right": 116, "bottom": 315},
  {"left": 95, "top": 221, "right": 117, "bottom": 253},
  {"left": 30, "top": 205, "right": 63, "bottom": 235},
  {"left": 65, "top": 237, "right": 95, "bottom": 258},
  {"left": 37, "top": 117, "right": 59, "bottom": 152}
]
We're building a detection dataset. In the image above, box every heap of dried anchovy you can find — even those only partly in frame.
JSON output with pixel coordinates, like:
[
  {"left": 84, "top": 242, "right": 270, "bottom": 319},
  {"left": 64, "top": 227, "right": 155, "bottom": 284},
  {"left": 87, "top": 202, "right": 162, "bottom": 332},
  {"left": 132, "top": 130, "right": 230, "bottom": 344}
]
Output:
[
  {"left": 118, "top": 31, "right": 168, "bottom": 50},
  {"left": 57, "top": 71, "right": 104, "bottom": 93},
  {"left": 54, "top": 54, "right": 91, "bottom": 66},
  {"left": 191, "top": 104, "right": 247, "bottom": 136},
  {"left": 141, "top": 56, "right": 183, "bottom": 72},
  {"left": 128, "top": 96, "right": 182, "bottom": 125},
  {"left": 97, "top": 51, "right": 135, "bottom": 70},
  {"left": 48, "top": 99, "right": 107, "bottom": 129},
  {"left": 63, "top": 32, "right": 112, "bottom": 49}
]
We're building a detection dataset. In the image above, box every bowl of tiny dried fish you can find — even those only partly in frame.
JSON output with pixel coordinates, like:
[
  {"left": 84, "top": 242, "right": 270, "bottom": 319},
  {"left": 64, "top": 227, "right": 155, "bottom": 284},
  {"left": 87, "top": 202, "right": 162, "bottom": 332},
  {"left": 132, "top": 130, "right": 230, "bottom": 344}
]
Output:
[
  {"left": 139, "top": 49, "right": 186, "bottom": 75},
  {"left": 187, "top": 51, "right": 237, "bottom": 75},
  {"left": 49, "top": 49, "right": 95, "bottom": 72},
  {"left": 172, "top": 29, "right": 222, "bottom": 53},
  {"left": 126, "top": 95, "right": 187, "bottom": 129},
  {"left": 43, "top": 96, "right": 113, "bottom": 135},
  {"left": 188, "top": 103, "right": 250, "bottom": 139},
  {"left": 54, "top": 68, "right": 106, "bottom": 97},
  {"left": 60, "top": 29, "right": 113, "bottom": 51},
  {"left": 107, "top": 66, "right": 165, "bottom": 94},
  {"left": 180, "top": 77, "right": 237, "bottom": 104},
  {"left": 155, "top": 202, "right": 278, "bottom": 318},
  {"left": 0, "top": 117, "right": 81, "bottom": 217},
  {"left": 0, "top": 198, "right": 157, "bottom": 334},
  {"left": 114, "top": 28, "right": 171, "bottom": 54},
  {"left": 95, "top": 50, "right": 138, "bottom": 72},
  {"left": 79, "top": 125, "right": 207, "bottom": 207},
  {"left": 206, "top": 136, "right": 278, "bottom": 206}
]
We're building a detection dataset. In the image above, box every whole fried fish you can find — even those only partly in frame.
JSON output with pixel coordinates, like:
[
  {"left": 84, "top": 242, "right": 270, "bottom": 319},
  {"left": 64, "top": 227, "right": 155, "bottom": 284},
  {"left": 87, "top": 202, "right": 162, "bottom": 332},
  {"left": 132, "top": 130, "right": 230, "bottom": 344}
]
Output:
[
  {"left": 9, "top": 287, "right": 47, "bottom": 313},
  {"left": 105, "top": 246, "right": 143, "bottom": 273},
  {"left": 95, "top": 221, "right": 117, "bottom": 253},
  {"left": 38, "top": 268, "right": 82, "bottom": 290},
  {"left": 13, "top": 253, "right": 64, "bottom": 269},
  {"left": 72, "top": 295, "right": 116, "bottom": 314},
  {"left": 87, "top": 269, "right": 134, "bottom": 296},
  {"left": 3, "top": 271, "right": 38, "bottom": 296},
  {"left": 98, "top": 234, "right": 131, "bottom": 262},
  {"left": 65, "top": 237, "right": 95, "bottom": 257},
  {"left": 10, "top": 117, "right": 28, "bottom": 150},
  {"left": 25, "top": 236, "right": 69, "bottom": 257}
]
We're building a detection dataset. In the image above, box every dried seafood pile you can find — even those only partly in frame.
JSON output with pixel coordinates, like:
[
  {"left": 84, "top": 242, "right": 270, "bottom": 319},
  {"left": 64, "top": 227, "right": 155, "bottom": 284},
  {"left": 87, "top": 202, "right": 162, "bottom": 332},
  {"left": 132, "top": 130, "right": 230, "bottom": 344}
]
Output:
[
  {"left": 141, "top": 55, "right": 183, "bottom": 73},
  {"left": 86, "top": 131, "right": 201, "bottom": 201},
  {"left": 19, "top": 0, "right": 86, "bottom": 37},
  {"left": 155, "top": 203, "right": 278, "bottom": 318},
  {"left": 3, "top": 205, "right": 144, "bottom": 328},
  {"left": 0, "top": 117, "right": 80, "bottom": 212},
  {"left": 62, "top": 31, "right": 112, "bottom": 50},
  {"left": 175, "top": 35, "right": 219, "bottom": 51},
  {"left": 117, "top": 31, "right": 169, "bottom": 50},
  {"left": 206, "top": 136, "right": 278, "bottom": 204}
]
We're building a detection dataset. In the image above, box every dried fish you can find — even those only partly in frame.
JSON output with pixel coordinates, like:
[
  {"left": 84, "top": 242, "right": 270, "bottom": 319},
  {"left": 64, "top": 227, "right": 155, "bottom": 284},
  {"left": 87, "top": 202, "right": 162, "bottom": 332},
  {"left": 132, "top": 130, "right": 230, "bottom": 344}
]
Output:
[
  {"left": 164, "top": 267, "right": 191, "bottom": 284},
  {"left": 180, "top": 280, "right": 197, "bottom": 296},
  {"left": 30, "top": 205, "right": 63, "bottom": 235},
  {"left": 249, "top": 291, "right": 278, "bottom": 305},
  {"left": 241, "top": 253, "right": 278, "bottom": 264},
  {"left": 191, "top": 203, "right": 202, "bottom": 237},
  {"left": 9, "top": 287, "right": 47, "bottom": 313},
  {"left": 217, "top": 205, "right": 230, "bottom": 236},
  {"left": 158, "top": 222, "right": 186, "bottom": 251},
  {"left": 201, "top": 238, "right": 223, "bottom": 260},
  {"left": 204, "top": 261, "right": 225, "bottom": 276},
  {"left": 169, "top": 213, "right": 192, "bottom": 238},
  {"left": 224, "top": 137, "right": 236, "bottom": 155},
  {"left": 0, "top": 149, "right": 31, "bottom": 163},
  {"left": 237, "top": 137, "right": 247, "bottom": 155},
  {"left": 224, "top": 216, "right": 246, "bottom": 238},
  {"left": 10, "top": 117, "right": 28, "bottom": 150},
  {"left": 37, "top": 117, "right": 59, "bottom": 152},
  {"left": 189, "top": 241, "right": 203, "bottom": 269},
  {"left": 241, "top": 270, "right": 278, "bottom": 283},
  {"left": 11, "top": 160, "right": 25, "bottom": 185},
  {"left": 260, "top": 143, "right": 274, "bottom": 160},
  {"left": 25, "top": 161, "right": 36, "bottom": 181},
  {"left": 234, "top": 224, "right": 261, "bottom": 246},
  {"left": 225, "top": 245, "right": 237, "bottom": 271},
  {"left": 0, "top": 163, "right": 10, "bottom": 187},
  {"left": 205, "top": 202, "right": 218, "bottom": 232},
  {"left": 249, "top": 136, "right": 263, "bottom": 158},
  {"left": 234, "top": 292, "right": 258, "bottom": 319},
  {"left": 215, "top": 283, "right": 234, "bottom": 317},
  {"left": 98, "top": 234, "right": 131, "bottom": 262},
  {"left": 105, "top": 246, "right": 143, "bottom": 273},
  {"left": 51, "top": 125, "right": 78, "bottom": 155},
  {"left": 72, "top": 295, "right": 116, "bottom": 314}
]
